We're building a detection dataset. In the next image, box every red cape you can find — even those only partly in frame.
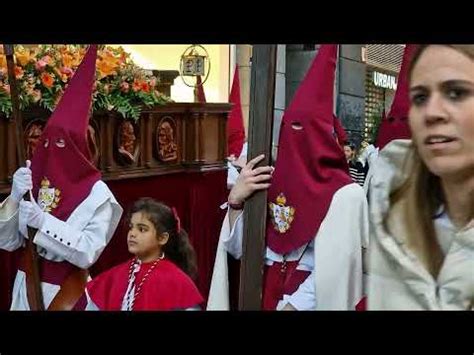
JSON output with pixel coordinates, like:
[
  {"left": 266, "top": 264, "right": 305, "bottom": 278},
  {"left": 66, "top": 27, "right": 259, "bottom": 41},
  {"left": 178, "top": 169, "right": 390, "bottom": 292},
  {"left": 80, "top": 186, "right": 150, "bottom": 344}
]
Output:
[{"left": 87, "top": 258, "right": 203, "bottom": 310}]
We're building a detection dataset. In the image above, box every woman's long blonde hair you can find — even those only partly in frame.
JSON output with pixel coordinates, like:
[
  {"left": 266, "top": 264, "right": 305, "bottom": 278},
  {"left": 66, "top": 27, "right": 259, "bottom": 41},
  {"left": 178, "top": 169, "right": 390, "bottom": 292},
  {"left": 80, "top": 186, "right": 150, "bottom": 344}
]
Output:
[{"left": 389, "top": 45, "right": 474, "bottom": 277}]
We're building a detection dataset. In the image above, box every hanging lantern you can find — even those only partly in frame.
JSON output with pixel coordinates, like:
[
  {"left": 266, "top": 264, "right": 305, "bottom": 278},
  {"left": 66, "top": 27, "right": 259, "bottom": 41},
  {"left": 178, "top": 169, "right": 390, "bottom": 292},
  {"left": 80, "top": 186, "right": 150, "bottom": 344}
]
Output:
[{"left": 179, "top": 44, "right": 211, "bottom": 88}]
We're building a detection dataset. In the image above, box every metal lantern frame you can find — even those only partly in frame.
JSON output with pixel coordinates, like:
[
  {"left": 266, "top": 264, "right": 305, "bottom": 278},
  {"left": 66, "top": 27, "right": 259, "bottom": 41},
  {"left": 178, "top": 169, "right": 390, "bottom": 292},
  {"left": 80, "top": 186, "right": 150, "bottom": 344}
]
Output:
[{"left": 179, "top": 44, "right": 211, "bottom": 88}]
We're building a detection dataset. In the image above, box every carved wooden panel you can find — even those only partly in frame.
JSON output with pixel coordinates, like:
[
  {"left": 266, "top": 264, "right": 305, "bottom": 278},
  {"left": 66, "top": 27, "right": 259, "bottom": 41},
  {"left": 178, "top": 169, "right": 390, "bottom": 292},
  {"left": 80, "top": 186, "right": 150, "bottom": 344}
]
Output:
[
  {"left": 0, "top": 103, "right": 231, "bottom": 193},
  {"left": 156, "top": 116, "right": 179, "bottom": 163}
]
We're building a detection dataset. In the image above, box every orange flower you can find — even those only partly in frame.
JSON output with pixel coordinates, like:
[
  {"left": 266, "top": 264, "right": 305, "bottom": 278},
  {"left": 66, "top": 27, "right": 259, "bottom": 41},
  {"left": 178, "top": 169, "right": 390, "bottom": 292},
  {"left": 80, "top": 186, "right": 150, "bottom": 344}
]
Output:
[
  {"left": 40, "top": 72, "right": 54, "bottom": 88},
  {"left": 132, "top": 80, "right": 141, "bottom": 92},
  {"left": 14, "top": 66, "right": 24, "bottom": 79},
  {"left": 97, "top": 59, "right": 117, "bottom": 79},
  {"left": 101, "top": 49, "right": 120, "bottom": 64},
  {"left": 62, "top": 53, "right": 74, "bottom": 68},
  {"left": 140, "top": 82, "right": 150, "bottom": 92},
  {"left": 96, "top": 49, "right": 121, "bottom": 78}
]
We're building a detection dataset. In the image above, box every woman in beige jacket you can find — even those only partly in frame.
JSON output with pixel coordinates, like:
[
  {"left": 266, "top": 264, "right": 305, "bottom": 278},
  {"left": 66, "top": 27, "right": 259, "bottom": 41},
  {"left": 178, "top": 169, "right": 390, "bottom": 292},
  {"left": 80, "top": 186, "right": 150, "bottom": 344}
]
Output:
[{"left": 368, "top": 45, "right": 474, "bottom": 310}]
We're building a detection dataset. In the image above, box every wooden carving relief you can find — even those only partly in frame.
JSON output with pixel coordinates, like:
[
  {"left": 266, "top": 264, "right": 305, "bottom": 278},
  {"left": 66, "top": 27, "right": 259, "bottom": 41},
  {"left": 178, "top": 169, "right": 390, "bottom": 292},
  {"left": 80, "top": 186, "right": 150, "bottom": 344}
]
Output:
[
  {"left": 116, "top": 120, "right": 140, "bottom": 165},
  {"left": 156, "top": 116, "right": 178, "bottom": 162}
]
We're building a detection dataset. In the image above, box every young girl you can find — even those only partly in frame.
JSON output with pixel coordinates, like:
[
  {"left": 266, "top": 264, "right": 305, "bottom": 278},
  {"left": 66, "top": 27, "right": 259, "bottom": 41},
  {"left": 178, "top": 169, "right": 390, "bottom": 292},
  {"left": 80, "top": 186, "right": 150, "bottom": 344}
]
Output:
[{"left": 85, "top": 198, "right": 203, "bottom": 310}]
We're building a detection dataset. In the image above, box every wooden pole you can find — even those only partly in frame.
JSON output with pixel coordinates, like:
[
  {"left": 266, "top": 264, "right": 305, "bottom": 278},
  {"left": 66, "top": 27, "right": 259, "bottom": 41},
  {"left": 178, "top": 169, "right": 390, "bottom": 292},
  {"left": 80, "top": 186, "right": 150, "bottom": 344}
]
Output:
[
  {"left": 3, "top": 44, "right": 44, "bottom": 310},
  {"left": 238, "top": 45, "right": 277, "bottom": 310}
]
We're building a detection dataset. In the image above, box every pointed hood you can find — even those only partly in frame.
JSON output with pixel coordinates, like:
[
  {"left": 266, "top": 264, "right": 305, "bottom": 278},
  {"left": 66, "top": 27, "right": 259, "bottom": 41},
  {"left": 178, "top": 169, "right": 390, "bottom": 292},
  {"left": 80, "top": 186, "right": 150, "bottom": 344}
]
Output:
[
  {"left": 266, "top": 44, "right": 352, "bottom": 254},
  {"left": 31, "top": 45, "right": 100, "bottom": 220}
]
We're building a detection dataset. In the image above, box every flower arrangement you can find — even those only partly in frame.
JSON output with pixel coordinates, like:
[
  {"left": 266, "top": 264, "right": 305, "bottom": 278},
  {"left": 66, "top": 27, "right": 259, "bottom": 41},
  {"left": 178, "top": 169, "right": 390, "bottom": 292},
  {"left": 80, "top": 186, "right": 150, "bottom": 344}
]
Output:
[{"left": 0, "top": 45, "right": 172, "bottom": 120}]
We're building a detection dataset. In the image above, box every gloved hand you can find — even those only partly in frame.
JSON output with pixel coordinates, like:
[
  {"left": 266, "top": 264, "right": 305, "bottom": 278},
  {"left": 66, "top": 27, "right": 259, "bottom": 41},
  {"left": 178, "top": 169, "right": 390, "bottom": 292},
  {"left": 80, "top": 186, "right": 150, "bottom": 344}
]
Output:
[
  {"left": 11, "top": 160, "right": 32, "bottom": 203},
  {"left": 19, "top": 191, "right": 46, "bottom": 237}
]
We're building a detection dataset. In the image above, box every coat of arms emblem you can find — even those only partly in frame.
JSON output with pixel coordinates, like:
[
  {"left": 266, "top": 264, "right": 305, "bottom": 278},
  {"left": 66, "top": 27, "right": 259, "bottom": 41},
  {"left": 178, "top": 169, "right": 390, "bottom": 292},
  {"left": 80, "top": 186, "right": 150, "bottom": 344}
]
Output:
[
  {"left": 38, "top": 177, "right": 61, "bottom": 213},
  {"left": 268, "top": 193, "right": 295, "bottom": 233}
]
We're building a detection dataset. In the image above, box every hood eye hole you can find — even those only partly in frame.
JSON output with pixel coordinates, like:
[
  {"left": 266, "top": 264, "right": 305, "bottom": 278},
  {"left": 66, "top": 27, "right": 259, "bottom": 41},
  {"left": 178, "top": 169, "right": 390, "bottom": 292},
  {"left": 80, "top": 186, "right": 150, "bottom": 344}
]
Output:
[
  {"left": 55, "top": 138, "right": 66, "bottom": 148},
  {"left": 291, "top": 122, "right": 303, "bottom": 130},
  {"left": 43, "top": 139, "right": 49, "bottom": 148}
]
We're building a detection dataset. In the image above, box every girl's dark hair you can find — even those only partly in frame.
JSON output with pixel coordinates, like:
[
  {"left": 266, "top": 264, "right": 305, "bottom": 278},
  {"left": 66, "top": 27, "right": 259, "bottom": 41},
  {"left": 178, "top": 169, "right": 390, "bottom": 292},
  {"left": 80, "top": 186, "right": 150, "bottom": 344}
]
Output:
[
  {"left": 344, "top": 143, "right": 356, "bottom": 151},
  {"left": 128, "top": 198, "right": 198, "bottom": 280}
]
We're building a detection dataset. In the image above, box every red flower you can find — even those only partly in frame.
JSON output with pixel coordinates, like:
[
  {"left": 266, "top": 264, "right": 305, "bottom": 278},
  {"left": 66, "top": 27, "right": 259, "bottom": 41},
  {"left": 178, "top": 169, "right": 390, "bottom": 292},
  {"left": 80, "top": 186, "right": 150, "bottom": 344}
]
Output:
[
  {"left": 41, "top": 72, "right": 54, "bottom": 88},
  {"left": 140, "top": 82, "right": 150, "bottom": 93}
]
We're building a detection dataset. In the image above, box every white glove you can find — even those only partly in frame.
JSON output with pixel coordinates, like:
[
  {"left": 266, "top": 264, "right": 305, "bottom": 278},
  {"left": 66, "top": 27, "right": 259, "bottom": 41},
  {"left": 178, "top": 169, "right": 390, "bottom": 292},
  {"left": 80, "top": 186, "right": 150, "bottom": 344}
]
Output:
[
  {"left": 19, "top": 191, "right": 46, "bottom": 235},
  {"left": 11, "top": 160, "right": 32, "bottom": 203}
]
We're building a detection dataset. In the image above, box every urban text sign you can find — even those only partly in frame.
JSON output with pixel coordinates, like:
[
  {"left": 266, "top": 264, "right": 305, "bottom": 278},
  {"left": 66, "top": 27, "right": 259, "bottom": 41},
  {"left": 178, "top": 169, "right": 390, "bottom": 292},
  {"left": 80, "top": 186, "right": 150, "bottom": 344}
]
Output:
[{"left": 373, "top": 71, "right": 397, "bottom": 90}]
